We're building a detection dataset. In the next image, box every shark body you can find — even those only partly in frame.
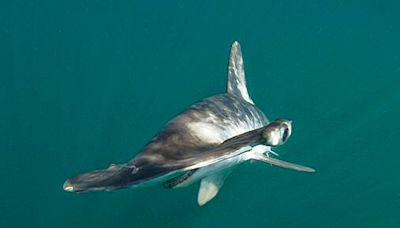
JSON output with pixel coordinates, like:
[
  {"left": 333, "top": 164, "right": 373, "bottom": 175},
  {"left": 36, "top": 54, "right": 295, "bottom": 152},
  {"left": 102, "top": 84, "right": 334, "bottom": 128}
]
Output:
[{"left": 64, "top": 42, "right": 314, "bottom": 206}]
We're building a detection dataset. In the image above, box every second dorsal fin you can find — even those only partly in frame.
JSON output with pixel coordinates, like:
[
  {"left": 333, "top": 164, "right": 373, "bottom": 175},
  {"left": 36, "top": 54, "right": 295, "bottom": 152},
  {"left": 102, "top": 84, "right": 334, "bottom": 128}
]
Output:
[{"left": 227, "top": 41, "right": 254, "bottom": 104}]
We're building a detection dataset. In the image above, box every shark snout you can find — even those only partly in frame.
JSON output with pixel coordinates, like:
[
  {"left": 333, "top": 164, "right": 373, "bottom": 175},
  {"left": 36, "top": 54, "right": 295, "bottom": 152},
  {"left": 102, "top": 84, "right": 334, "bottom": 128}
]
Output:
[
  {"left": 63, "top": 180, "right": 75, "bottom": 192},
  {"left": 262, "top": 119, "right": 292, "bottom": 146}
]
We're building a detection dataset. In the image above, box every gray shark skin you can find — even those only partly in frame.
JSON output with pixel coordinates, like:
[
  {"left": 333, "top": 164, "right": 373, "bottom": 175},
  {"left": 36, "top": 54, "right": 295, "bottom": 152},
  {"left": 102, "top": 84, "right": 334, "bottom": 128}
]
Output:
[{"left": 64, "top": 42, "right": 315, "bottom": 205}]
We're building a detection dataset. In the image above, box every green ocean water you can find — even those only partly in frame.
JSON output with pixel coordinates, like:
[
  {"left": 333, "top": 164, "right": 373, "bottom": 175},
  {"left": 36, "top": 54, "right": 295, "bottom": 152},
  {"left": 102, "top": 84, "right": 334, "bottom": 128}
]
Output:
[{"left": 2, "top": 1, "right": 400, "bottom": 227}]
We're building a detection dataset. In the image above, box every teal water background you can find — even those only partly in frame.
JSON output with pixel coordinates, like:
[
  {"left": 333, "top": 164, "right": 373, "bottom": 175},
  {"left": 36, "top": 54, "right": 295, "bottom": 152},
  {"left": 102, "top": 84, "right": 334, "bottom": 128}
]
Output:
[{"left": 2, "top": 1, "right": 400, "bottom": 227}]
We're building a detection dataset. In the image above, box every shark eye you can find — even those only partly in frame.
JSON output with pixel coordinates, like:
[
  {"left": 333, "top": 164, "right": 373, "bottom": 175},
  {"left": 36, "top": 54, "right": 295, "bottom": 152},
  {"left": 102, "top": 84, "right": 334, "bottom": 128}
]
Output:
[{"left": 282, "top": 128, "right": 289, "bottom": 142}]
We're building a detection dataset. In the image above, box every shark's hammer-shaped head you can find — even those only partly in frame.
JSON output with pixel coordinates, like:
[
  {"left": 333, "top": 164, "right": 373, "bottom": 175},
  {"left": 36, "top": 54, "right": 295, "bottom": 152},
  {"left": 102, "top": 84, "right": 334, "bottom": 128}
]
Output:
[{"left": 262, "top": 119, "right": 292, "bottom": 146}]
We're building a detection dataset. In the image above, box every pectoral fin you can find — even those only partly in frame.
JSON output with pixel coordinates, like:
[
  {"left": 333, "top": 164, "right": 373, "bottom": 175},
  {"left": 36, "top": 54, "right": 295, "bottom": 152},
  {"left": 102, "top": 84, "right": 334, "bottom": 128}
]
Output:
[
  {"left": 254, "top": 154, "right": 315, "bottom": 172},
  {"left": 197, "top": 171, "right": 231, "bottom": 206}
]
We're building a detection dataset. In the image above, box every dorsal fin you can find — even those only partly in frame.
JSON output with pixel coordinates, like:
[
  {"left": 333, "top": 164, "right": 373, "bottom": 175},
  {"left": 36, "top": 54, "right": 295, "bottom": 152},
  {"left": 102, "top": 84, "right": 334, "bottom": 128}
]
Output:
[{"left": 227, "top": 41, "right": 254, "bottom": 104}]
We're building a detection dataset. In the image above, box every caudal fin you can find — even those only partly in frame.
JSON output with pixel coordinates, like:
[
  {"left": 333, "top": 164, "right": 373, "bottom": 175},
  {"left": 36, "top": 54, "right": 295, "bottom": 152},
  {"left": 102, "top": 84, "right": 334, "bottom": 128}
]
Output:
[{"left": 63, "top": 164, "right": 138, "bottom": 192}]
